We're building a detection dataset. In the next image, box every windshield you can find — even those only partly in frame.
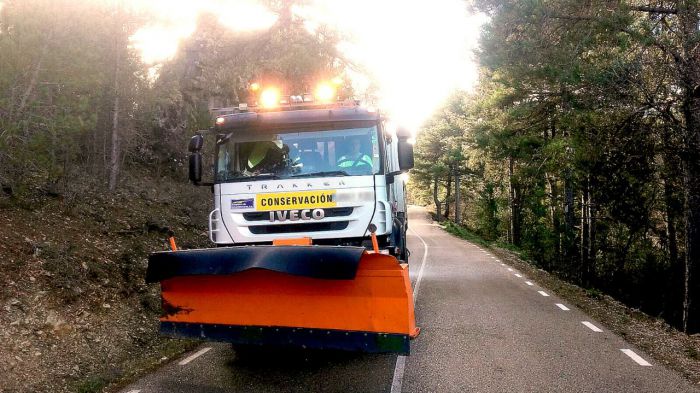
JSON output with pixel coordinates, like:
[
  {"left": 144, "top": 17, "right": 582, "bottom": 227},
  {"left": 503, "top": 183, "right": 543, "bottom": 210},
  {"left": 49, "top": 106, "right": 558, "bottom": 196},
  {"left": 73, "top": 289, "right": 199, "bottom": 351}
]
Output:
[{"left": 216, "top": 125, "right": 381, "bottom": 182}]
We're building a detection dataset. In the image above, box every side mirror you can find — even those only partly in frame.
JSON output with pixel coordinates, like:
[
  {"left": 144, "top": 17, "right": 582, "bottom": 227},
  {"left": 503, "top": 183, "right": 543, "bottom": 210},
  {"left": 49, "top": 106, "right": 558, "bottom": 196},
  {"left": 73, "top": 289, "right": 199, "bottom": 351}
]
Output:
[
  {"left": 398, "top": 140, "right": 414, "bottom": 171},
  {"left": 189, "top": 152, "right": 202, "bottom": 184},
  {"left": 396, "top": 127, "right": 412, "bottom": 141},
  {"left": 188, "top": 134, "right": 204, "bottom": 153}
]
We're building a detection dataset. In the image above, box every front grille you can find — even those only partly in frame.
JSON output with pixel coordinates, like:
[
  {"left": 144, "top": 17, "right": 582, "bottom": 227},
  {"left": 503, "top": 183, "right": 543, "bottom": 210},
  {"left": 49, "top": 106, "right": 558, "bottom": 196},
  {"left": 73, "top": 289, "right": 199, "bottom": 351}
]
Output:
[
  {"left": 248, "top": 221, "right": 349, "bottom": 234},
  {"left": 243, "top": 207, "right": 353, "bottom": 222}
]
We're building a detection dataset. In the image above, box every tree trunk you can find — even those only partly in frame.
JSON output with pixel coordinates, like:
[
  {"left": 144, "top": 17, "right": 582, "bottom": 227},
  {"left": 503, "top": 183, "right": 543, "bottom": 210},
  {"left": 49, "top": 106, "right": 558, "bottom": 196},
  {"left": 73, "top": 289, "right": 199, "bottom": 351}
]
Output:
[
  {"left": 13, "top": 34, "right": 51, "bottom": 122},
  {"left": 581, "top": 180, "right": 590, "bottom": 285},
  {"left": 661, "top": 125, "right": 681, "bottom": 273},
  {"left": 443, "top": 171, "right": 452, "bottom": 220},
  {"left": 433, "top": 177, "right": 442, "bottom": 221},
  {"left": 454, "top": 170, "right": 461, "bottom": 225},
  {"left": 661, "top": 130, "right": 681, "bottom": 313},
  {"left": 508, "top": 156, "right": 521, "bottom": 246},
  {"left": 679, "top": 0, "right": 700, "bottom": 334},
  {"left": 663, "top": 171, "right": 683, "bottom": 326},
  {"left": 562, "top": 168, "right": 575, "bottom": 266},
  {"left": 92, "top": 89, "right": 110, "bottom": 177},
  {"left": 443, "top": 172, "right": 452, "bottom": 220},
  {"left": 108, "top": 83, "right": 120, "bottom": 191},
  {"left": 665, "top": 181, "right": 679, "bottom": 271},
  {"left": 681, "top": 92, "right": 700, "bottom": 333},
  {"left": 108, "top": 21, "right": 122, "bottom": 192},
  {"left": 588, "top": 177, "right": 596, "bottom": 286},
  {"left": 564, "top": 171, "right": 575, "bottom": 228},
  {"left": 546, "top": 173, "right": 561, "bottom": 262}
]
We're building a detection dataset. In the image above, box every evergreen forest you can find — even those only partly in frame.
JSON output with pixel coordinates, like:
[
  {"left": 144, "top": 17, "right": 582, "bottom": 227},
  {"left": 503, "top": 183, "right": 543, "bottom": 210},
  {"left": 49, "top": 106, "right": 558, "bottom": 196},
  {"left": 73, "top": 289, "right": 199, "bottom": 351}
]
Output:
[{"left": 412, "top": 0, "right": 700, "bottom": 334}]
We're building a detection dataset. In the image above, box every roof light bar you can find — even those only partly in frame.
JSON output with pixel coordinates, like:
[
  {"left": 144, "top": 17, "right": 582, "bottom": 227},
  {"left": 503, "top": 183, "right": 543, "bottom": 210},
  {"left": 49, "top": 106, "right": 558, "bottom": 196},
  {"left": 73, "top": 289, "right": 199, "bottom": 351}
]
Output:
[
  {"left": 260, "top": 88, "right": 281, "bottom": 108},
  {"left": 315, "top": 82, "right": 336, "bottom": 103}
]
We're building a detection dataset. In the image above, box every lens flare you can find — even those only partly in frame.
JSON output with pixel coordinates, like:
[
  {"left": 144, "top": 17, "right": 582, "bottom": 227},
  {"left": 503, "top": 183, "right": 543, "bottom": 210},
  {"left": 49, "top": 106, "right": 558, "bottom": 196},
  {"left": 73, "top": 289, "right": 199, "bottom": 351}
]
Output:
[
  {"left": 315, "top": 83, "right": 336, "bottom": 102},
  {"left": 260, "top": 88, "right": 281, "bottom": 108}
]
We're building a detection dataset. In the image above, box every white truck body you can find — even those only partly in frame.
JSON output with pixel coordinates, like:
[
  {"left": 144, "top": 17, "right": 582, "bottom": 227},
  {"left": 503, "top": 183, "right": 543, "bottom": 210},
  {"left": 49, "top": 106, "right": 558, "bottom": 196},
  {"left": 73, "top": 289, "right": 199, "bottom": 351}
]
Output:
[
  {"left": 192, "top": 104, "right": 412, "bottom": 258},
  {"left": 210, "top": 175, "right": 395, "bottom": 244}
]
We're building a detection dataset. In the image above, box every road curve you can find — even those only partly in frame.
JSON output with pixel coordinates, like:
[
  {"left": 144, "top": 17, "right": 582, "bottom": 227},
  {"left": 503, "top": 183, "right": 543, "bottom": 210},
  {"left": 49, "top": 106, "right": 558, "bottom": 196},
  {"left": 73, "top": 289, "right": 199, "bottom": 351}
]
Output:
[{"left": 119, "top": 206, "right": 696, "bottom": 393}]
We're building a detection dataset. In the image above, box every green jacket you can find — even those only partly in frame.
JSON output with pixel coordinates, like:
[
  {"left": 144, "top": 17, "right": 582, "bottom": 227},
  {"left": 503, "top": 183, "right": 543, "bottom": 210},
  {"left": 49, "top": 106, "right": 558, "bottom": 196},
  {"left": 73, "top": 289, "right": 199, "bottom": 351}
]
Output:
[{"left": 337, "top": 153, "right": 372, "bottom": 168}]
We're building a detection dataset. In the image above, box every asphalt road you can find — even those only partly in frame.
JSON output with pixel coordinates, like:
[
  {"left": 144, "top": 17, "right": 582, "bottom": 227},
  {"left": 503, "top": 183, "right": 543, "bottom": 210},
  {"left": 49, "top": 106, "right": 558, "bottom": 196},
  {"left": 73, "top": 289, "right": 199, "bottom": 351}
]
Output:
[{"left": 119, "top": 206, "right": 697, "bottom": 393}]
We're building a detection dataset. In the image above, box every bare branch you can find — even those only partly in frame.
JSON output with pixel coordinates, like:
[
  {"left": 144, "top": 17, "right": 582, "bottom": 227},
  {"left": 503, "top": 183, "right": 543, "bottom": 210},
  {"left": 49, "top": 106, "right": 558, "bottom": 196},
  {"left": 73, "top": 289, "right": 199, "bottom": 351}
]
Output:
[{"left": 629, "top": 6, "right": 678, "bottom": 15}]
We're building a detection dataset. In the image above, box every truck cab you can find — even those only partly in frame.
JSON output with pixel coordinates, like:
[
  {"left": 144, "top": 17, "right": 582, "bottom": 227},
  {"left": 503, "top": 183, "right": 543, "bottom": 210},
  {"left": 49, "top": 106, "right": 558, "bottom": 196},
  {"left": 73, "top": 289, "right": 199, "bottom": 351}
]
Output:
[{"left": 188, "top": 100, "right": 414, "bottom": 261}]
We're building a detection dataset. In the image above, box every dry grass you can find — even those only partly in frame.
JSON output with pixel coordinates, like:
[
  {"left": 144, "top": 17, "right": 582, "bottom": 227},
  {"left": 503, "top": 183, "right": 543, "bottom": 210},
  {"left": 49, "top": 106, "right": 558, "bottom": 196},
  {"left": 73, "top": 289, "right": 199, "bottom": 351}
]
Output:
[{"left": 0, "top": 176, "right": 210, "bottom": 393}]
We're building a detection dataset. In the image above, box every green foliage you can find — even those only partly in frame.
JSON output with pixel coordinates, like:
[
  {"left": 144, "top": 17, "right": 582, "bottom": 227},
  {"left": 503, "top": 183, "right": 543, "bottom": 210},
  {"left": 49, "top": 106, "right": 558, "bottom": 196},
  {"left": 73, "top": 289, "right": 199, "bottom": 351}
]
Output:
[
  {"left": 442, "top": 220, "right": 489, "bottom": 247},
  {"left": 0, "top": 0, "right": 348, "bottom": 198},
  {"left": 415, "top": 0, "right": 698, "bottom": 331}
]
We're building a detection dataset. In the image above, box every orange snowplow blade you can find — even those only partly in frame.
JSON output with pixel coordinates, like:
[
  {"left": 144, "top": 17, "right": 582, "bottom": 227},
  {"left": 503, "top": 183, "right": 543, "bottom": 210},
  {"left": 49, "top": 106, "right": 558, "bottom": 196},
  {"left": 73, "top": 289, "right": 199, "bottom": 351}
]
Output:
[{"left": 147, "top": 247, "right": 418, "bottom": 354}]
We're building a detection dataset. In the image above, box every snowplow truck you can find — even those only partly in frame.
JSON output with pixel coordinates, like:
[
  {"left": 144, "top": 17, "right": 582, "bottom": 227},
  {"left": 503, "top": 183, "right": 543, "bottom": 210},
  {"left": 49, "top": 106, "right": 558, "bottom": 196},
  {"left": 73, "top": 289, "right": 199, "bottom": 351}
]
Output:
[{"left": 146, "top": 95, "right": 418, "bottom": 354}]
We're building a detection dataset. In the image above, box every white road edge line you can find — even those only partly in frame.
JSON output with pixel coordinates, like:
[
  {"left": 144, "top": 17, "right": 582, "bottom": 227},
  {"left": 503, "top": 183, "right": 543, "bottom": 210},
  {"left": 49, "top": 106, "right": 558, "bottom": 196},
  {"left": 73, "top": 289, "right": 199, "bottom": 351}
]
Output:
[
  {"left": 620, "top": 349, "right": 652, "bottom": 366},
  {"left": 125, "top": 390, "right": 141, "bottom": 393},
  {"left": 555, "top": 303, "right": 570, "bottom": 311},
  {"left": 581, "top": 321, "right": 603, "bottom": 332},
  {"left": 538, "top": 290, "right": 550, "bottom": 297},
  {"left": 391, "top": 226, "right": 429, "bottom": 393},
  {"left": 507, "top": 268, "right": 514, "bottom": 272},
  {"left": 409, "top": 228, "right": 429, "bottom": 302},
  {"left": 525, "top": 281, "right": 534, "bottom": 286},
  {"left": 390, "top": 354, "right": 407, "bottom": 393},
  {"left": 514, "top": 273, "right": 523, "bottom": 278},
  {"left": 178, "top": 347, "right": 211, "bottom": 366}
]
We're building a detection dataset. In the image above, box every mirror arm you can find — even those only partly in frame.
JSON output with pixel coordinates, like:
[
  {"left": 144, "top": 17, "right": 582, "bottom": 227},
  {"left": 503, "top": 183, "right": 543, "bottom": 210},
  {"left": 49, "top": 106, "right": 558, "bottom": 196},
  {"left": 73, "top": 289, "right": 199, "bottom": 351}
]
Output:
[{"left": 385, "top": 170, "right": 403, "bottom": 185}]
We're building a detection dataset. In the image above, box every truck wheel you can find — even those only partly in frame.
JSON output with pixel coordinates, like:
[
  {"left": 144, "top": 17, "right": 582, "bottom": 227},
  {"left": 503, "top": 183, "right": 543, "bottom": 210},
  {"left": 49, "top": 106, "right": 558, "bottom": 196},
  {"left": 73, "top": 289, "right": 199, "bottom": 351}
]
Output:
[
  {"left": 399, "top": 244, "right": 409, "bottom": 263},
  {"left": 391, "top": 218, "right": 409, "bottom": 263}
]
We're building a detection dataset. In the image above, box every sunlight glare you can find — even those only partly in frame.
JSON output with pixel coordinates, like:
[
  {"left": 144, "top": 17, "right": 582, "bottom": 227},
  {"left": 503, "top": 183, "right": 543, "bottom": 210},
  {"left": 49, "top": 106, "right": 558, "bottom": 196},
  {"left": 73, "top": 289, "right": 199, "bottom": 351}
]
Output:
[
  {"left": 216, "top": 2, "right": 277, "bottom": 31},
  {"left": 127, "top": 0, "right": 485, "bottom": 131},
  {"left": 298, "top": 1, "right": 487, "bottom": 132},
  {"left": 130, "top": 23, "right": 195, "bottom": 65},
  {"left": 129, "top": 0, "right": 277, "bottom": 65}
]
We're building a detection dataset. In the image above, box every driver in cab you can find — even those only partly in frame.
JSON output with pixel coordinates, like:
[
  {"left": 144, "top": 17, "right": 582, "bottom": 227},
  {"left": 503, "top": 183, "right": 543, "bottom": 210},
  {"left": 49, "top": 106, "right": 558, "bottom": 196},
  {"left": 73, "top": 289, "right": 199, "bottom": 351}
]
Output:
[{"left": 337, "top": 138, "right": 372, "bottom": 169}]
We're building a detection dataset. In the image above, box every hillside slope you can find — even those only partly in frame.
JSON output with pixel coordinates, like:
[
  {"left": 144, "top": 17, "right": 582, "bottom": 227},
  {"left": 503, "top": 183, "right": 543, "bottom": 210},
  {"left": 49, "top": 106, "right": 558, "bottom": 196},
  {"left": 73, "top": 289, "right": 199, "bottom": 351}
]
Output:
[{"left": 0, "top": 178, "right": 211, "bottom": 393}]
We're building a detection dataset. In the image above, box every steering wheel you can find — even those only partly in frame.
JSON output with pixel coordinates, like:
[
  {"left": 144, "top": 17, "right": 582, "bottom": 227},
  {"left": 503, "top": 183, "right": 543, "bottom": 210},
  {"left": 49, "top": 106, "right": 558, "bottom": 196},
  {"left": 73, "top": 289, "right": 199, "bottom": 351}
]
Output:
[
  {"left": 337, "top": 159, "right": 372, "bottom": 175},
  {"left": 338, "top": 156, "right": 371, "bottom": 167}
]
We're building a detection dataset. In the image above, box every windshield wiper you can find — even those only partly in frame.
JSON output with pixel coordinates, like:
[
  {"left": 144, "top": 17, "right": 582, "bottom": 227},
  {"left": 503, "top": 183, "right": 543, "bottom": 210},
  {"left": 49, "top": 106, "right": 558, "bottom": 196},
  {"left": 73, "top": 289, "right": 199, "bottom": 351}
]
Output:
[
  {"left": 290, "top": 171, "right": 349, "bottom": 178},
  {"left": 222, "top": 173, "right": 281, "bottom": 182}
]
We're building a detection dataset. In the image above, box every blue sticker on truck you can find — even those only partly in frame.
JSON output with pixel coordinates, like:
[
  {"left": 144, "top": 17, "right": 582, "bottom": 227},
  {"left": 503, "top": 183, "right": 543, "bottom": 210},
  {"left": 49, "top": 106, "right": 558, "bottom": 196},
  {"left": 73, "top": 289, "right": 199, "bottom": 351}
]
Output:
[{"left": 231, "top": 198, "right": 254, "bottom": 210}]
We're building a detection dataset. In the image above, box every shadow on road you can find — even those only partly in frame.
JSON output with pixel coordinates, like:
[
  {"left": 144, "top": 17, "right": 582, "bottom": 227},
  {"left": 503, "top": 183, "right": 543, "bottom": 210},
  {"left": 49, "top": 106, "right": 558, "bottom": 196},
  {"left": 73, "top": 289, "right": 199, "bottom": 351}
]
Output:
[{"left": 223, "top": 345, "right": 397, "bottom": 392}]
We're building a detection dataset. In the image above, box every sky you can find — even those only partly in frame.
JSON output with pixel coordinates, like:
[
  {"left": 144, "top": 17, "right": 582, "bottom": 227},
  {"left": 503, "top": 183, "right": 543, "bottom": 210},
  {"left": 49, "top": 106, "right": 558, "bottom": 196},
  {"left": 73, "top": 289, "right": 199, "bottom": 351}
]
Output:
[{"left": 129, "top": 0, "right": 487, "bottom": 131}]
